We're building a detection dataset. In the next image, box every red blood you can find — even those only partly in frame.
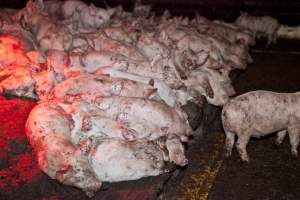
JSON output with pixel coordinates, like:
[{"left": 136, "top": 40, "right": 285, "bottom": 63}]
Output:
[
  {"left": 12, "top": 43, "right": 22, "bottom": 51},
  {"left": 0, "top": 138, "right": 8, "bottom": 159},
  {"left": 0, "top": 97, "right": 36, "bottom": 139},
  {"left": 0, "top": 36, "right": 45, "bottom": 192},
  {"left": 0, "top": 152, "right": 42, "bottom": 190},
  {"left": 0, "top": 97, "right": 42, "bottom": 191}
]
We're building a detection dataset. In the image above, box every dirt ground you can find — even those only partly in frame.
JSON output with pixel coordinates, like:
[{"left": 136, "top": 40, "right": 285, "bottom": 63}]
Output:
[{"left": 0, "top": 39, "right": 300, "bottom": 200}]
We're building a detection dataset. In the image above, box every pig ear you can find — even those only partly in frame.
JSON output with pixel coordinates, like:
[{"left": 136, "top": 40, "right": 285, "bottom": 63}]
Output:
[
  {"left": 89, "top": 3, "right": 97, "bottom": 10},
  {"left": 89, "top": 4, "right": 97, "bottom": 15},
  {"left": 182, "top": 17, "right": 189, "bottom": 25},
  {"left": 103, "top": 1, "right": 111, "bottom": 9},
  {"left": 25, "top": 0, "right": 42, "bottom": 15},
  {"left": 106, "top": 8, "right": 115, "bottom": 17},
  {"left": 26, "top": 0, "right": 36, "bottom": 14},
  {"left": 37, "top": 0, "right": 44, "bottom": 11},
  {"left": 162, "top": 9, "right": 171, "bottom": 20}
]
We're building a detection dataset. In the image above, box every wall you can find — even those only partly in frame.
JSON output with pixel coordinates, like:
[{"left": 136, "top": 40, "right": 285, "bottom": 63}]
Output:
[{"left": 0, "top": 0, "right": 299, "bottom": 25}]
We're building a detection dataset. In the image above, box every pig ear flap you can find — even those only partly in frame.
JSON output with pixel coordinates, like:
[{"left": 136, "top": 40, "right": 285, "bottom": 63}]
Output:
[
  {"left": 89, "top": 4, "right": 97, "bottom": 15},
  {"left": 37, "top": 0, "right": 45, "bottom": 11},
  {"left": 106, "top": 8, "right": 115, "bottom": 17},
  {"left": 103, "top": 1, "right": 111, "bottom": 9},
  {"left": 182, "top": 17, "right": 189, "bottom": 25},
  {"left": 26, "top": 0, "right": 43, "bottom": 14},
  {"left": 134, "top": 0, "right": 142, "bottom": 8},
  {"left": 89, "top": 3, "right": 97, "bottom": 10},
  {"left": 161, "top": 9, "right": 171, "bottom": 21},
  {"left": 25, "top": 0, "right": 35, "bottom": 14}
]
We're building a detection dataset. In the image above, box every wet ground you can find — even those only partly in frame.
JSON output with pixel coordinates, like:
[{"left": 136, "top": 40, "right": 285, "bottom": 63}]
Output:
[{"left": 0, "top": 39, "right": 300, "bottom": 200}]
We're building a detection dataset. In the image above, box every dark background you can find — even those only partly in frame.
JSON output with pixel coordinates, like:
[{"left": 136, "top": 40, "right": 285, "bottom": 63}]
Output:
[{"left": 1, "top": 0, "right": 300, "bottom": 25}]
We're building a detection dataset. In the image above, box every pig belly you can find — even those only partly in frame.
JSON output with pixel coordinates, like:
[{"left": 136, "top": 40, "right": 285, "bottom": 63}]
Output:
[{"left": 250, "top": 121, "right": 287, "bottom": 138}]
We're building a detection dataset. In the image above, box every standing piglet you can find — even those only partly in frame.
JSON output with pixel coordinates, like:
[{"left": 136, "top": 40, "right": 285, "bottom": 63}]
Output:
[{"left": 222, "top": 90, "right": 300, "bottom": 162}]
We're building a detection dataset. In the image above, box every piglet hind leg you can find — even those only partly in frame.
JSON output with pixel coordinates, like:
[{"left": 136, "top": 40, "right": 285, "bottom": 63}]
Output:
[
  {"left": 287, "top": 126, "right": 300, "bottom": 158},
  {"left": 224, "top": 131, "right": 235, "bottom": 157},
  {"left": 236, "top": 134, "right": 251, "bottom": 162},
  {"left": 276, "top": 130, "right": 287, "bottom": 145}
]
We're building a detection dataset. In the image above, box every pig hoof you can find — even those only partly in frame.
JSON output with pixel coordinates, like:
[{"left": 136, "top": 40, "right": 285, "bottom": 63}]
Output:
[
  {"left": 224, "top": 151, "right": 231, "bottom": 158},
  {"left": 273, "top": 142, "right": 281, "bottom": 149},
  {"left": 291, "top": 150, "right": 298, "bottom": 158},
  {"left": 275, "top": 140, "right": 282, "bottom": 146},
  {"left": 241, "top": 156, "right": 250, "bottom": 163}
]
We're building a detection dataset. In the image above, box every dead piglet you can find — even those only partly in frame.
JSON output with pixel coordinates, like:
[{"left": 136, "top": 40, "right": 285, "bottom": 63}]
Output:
[
  {"left": 222, "top": 90, "right": 300, "bottom": 162},
  {"left": 88, "top": 139, "right": 167, "bottom": 182},
  {"left": 62, "top": 0, "right": 114, "bottom": 31},
  {"left": 19, "top": 0, "right": 73, "bottom": 52},
  {"left": 51, "top": 74, "right": 158, "bottom": 103},
  {"left": 78, "top": 5, "right": 114, "bottom": 29},
  {"left": 26, "top": 102, "right": 102, "bottom": 196},
  {"left": 62, "top": 0, "right": 87, "bottom": 21}
]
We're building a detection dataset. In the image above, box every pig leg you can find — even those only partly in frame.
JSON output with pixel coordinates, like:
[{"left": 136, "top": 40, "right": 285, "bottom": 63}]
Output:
[
  {"left": 276, "top": 130, "right": 287, "bottom": 145},
  {"left": 225, "top": 131, "right": 235, "bottom": 157},
  {"left": 287, "top": 126, "right": 300, "bottom": 157},
  {"left": 236, "top": 134, "right": 250, "bottom": 162}
]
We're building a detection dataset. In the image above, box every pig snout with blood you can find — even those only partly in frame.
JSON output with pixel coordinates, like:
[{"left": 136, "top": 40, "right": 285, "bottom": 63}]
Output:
[{"left": 221, "top": 90, "right": 300, "bottom": 162}]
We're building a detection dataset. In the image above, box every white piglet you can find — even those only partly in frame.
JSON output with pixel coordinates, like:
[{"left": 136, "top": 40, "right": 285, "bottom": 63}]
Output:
[{"left": 222, "top": 90, "right": 300, "bottom": 162}]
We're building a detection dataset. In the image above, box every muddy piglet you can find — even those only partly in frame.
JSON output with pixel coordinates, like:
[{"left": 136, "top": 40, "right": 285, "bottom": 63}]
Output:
[{"left": 221, "top": 90, "right": 300, "bottom": 162}]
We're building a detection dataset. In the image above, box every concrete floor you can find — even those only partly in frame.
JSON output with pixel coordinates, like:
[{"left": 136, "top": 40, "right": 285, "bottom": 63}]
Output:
[{"left": 163, "top": 39, "right": 300, "bottom": 200}]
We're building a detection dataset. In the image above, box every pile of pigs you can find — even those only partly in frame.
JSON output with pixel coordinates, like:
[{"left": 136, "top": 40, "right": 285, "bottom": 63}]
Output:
[{"left": 0, "top": 0, "right": 298, "bottom": 196}]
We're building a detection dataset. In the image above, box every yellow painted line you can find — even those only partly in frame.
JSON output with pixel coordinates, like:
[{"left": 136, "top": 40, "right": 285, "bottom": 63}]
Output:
[{"left": 178, "top": 133, "right": 224, "bottom": 200}]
